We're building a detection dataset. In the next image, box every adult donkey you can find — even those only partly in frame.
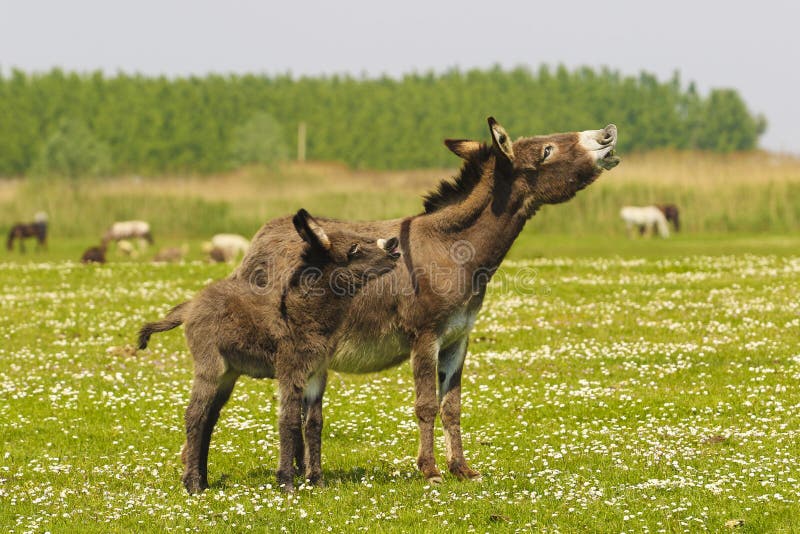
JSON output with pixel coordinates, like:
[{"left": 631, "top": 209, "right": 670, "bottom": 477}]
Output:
[{"left": 234, "top": 117, "right": 620, "bottom": 484}]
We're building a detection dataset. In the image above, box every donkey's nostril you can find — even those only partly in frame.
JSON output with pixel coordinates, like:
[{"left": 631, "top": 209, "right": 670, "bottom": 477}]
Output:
[
  {"left": 384, "top": 237, "right": 399, "bottom": 251},
  {"left": 383, "top": 237, "right": 401, "bottom": 259},
  {"left": 602, "top": 124, "right": 618, "bottom": 144}
]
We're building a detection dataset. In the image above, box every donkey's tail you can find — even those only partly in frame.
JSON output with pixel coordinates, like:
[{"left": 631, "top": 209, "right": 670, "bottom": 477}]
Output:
[{"left": 137, "top": 301, "right": 189, "bottom": 350}]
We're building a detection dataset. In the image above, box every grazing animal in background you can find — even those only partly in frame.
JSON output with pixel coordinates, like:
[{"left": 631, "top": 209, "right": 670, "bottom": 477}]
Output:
[
  {"left": 656, "top": 203, "right": 680, "bottom": 232},
  {"left": 207, "top": 233, "right": 250, "bottom": 262},
  {"left": 7, "top": 212, "right": 48, "bottom": 252},
  {"left": 138, "top": 209, "right": 401, "bottom": 493},
  {"left": 103, "top": 221, "right": 153, "bottom": 247},
  {"left": 153, "top": 245, "right": 188, "bottom": 263},
  {"left": 116, "top": 239, "right": 138, "bottom": 258},
  {"left": 620, "top": 206, "right": 670, "bottom": 238},
  {"left": 223, "top": 117, "right": 620, "bottom": 487},
  {"left": 81, "top": 243, "right": 107, "bottom": 264},
  {"left": 206, "top": 246, "right": 228, "bottom": 263}
]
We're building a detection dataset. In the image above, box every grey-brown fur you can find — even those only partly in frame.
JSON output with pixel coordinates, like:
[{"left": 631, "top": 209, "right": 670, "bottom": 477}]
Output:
[
  {"left": 137, "top": 301, "right": 189, "bottom": 349},
  {"left": 232, "top": 118, "right": 620, "bottom": 484},
  {"left": 138, "top": 209, "right": 400, "bottom": 493}
]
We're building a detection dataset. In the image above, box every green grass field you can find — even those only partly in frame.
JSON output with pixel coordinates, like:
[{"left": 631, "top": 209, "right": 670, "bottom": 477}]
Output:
[{"left": 2, "top": 232, "right": 799, "bottom": 532}]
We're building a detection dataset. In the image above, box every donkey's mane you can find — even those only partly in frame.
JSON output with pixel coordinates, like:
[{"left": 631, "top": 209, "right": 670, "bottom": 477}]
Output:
[{"left": 422, "top": 143, "right": 494, "bottom": 214}]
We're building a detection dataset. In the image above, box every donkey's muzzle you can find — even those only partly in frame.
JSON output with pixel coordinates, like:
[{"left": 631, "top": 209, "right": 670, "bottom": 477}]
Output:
[
  {"left": 380, "top": 237, "right": 401, "bottom": 259},
  {"left": 578, "top": 124, "right": 619, "bottom": 170},
  {"left": 601, "top": 124, "right": 617, "bottom": 146}
]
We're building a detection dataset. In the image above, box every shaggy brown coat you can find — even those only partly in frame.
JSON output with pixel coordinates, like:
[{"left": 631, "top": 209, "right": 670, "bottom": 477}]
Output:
[
  {"left": 138, "top": 209, "right": 400, "bottom": 493},
  {"left": 231, "top": 118, "right": 620, "bottom": 484}
]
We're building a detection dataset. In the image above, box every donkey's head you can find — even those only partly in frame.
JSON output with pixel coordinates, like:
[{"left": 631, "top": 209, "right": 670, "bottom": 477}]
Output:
[
  {"left": 292, "top": 209, "right": 400, "bottom": 291},
  {"left": 444, "top": 118, "right": 619, "bottom": 210}
]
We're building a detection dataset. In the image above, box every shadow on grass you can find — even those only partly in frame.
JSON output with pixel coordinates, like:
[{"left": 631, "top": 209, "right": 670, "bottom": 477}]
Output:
[{"left": 223, "top": 464, "right": 420, "bottom": 490}]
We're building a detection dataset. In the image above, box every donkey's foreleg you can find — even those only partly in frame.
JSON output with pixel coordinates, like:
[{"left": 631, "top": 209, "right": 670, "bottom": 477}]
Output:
[
  {"left": 411, "top": 333, "right": 442, "bottom": 483},
  {"left": 276, "top": 379, "right": 304, "bottom": 492},
  {"left": 303, "top": 370, "right": 327, "bottom": 486},
  {"left": 438, "top": 338, "right": 481, "bottom": 481}
]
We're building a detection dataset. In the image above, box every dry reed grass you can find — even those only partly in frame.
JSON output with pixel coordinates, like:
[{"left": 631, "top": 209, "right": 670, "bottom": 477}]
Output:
[{"left": 2, "top": 151, "right": 799, "bottom": 238}]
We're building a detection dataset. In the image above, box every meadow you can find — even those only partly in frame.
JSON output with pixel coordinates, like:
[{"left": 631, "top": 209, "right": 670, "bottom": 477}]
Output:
[{"left": 2, "top": 152, "right": 800, "bottom": 532}]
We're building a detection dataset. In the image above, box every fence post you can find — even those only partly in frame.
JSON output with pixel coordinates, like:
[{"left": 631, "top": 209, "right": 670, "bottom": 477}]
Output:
[{"left": 298, "top": 121, "right": 306, "bottom": 163}]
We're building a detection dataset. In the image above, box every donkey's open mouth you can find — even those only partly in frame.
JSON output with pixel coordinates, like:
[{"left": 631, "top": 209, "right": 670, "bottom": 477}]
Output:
[
  {"left": 598, "top": 148, "right": 620, "bottom": 170},
  {"left": 597, "top": 124, "right": 620, "bottom": 170}
]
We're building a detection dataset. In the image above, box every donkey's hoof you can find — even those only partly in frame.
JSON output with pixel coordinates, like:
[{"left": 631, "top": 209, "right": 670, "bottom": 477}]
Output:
[
  {"left": 276, "top": 471, "right": 295, "bottom": 493},
  {"left": 449, "top": 463, "right": 482, "bottom": 481},
  {"left": 419, "top": 461, "right": 442, "bottom": 484},
  {"left": 182, "top": 475, "right": 209, "bottom": 495},
  {"left": 307, "top": 473, "right": 325, "bottom": 487},
  {"left": 426, "top": 474, "right": 443, "bottom": 485}
]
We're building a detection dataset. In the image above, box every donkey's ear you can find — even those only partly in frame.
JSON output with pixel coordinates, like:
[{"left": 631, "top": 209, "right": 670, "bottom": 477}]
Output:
[
  {"left": 444, "top": 139, "right": 482, "bottom": 160},
  {"left": 292, "top": 209, "right": 331, "bottom": 253},
  {"left": 487, "top": 117, "right": 514, "bottom": 163}
]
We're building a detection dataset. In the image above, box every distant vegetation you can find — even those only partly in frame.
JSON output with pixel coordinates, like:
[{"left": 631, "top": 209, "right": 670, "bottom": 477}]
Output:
[
  {"left": 3, "top": 152, "right": 798, "bottom": 240},
  {"left": 29, "top": 118, "right": 111, "bottom": 182},
  {"left": 0, "top": 66, "right": 766, "bottom": 175}
]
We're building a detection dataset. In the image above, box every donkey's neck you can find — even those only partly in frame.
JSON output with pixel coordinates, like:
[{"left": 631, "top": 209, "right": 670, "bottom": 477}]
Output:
[{"left": 423, "top": 171, "right": 531, "bottom": 272}]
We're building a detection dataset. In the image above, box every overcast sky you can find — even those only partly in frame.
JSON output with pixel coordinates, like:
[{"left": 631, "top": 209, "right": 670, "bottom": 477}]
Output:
[{"left": 1, "top": 0, "right": 798, "bottom": 153}]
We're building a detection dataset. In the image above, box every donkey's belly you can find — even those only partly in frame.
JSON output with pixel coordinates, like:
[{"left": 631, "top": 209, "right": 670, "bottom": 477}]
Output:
[
  {"left": 225, "top": 349, "right": 276, "bottom": 379},
  {"left": 330, "top": 332, "right": 410, "bottom": 374}
]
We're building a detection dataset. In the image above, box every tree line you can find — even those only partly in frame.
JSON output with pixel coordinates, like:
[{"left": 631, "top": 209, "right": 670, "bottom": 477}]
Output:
[{"left": 0, "top": 65, "right": 767, "bottom": 175}]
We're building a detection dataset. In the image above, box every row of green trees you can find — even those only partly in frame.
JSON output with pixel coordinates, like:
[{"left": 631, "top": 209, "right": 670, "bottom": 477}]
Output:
[{"left": 0, "top": 66, "right": 766, "bottom": 175}]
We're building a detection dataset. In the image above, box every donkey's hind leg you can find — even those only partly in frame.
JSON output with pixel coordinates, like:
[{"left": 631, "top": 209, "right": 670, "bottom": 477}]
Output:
[
  {"left": 276, "top": 378, "right": 304, "bottom": 492},
  {"left": 412, "top": 333, "right": 443, "bottom": 484},
  {"left": 438, "top": 337, "right": 481, "bottom": 481},
  {"left": 182, "top": 367, "right": 238, "bottom": 494},
  {"left": 303, "top": 370, "right": 327, "bottom": 486},
  {"left": 198, "top": 372, "right": 238, "bottom": 485},
  {"left": 293, "top": 405, "right": 306, "bottom": 479}
]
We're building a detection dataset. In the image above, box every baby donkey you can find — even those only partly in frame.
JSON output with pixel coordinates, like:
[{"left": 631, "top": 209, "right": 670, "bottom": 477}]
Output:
[{"left": 138, "top": 209, "right": 401, "bottom": 493}]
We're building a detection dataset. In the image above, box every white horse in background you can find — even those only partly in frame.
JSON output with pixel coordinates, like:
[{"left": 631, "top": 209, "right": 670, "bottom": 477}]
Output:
[
  {"left": 202, "top": 233, "right": 250, "bottom": 262},
  {"left": 620, "top": 206, "right": 670, "bottom": 238}
]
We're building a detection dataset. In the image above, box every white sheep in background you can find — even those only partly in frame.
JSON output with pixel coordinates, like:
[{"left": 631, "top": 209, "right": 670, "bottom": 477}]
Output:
[
  {"left": 116, "top": 239, "right": 139, "bottom": 258},
  {"left": 104, "top": 220, "right": 153, "bottom": 250},
  {"left": 203, "top": 233, "right": 250, "bottom": 262}
]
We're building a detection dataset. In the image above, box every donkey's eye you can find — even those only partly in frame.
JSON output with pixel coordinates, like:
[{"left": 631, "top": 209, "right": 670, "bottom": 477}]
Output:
[
  {"left": 543, "top": 146, "right": 554, "bottom": 161},
  {"left": 348, "top": 244, "right": 360, "bottom": 257}
]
